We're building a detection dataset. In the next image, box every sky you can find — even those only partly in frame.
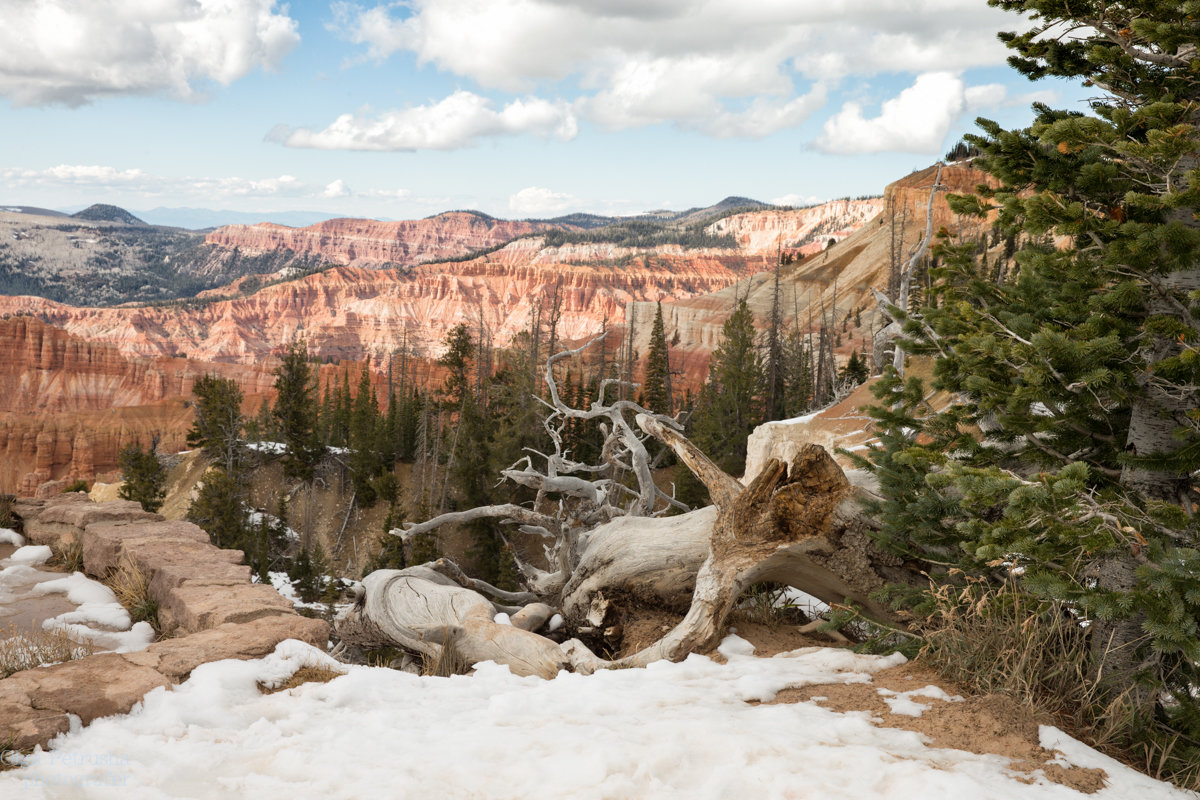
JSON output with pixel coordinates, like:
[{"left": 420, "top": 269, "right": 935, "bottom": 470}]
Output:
[{"left": 0, "top": 0, "right": 1093, "bottom": 221}]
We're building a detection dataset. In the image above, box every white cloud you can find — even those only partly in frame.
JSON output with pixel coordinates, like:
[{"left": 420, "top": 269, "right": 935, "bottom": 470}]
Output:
[
  {"left": 325, "top": 0, "right": 1021, "bottom": 141},
  {"left": 0, "top": 0, "right": 300, "bottom": 107},
  {"left": 772, "top": 193, "right": 821, "bottom": 207},
  {"left": 816, "top": 72, "right": 970, "bottom": 155},
  {"left": 1, "top": 165, "right": 360, "bottom": 203},
  {"left": 323, "top": 179, "right": 351, "bottom": 198},
  {"left": 508, "top": 186, "right": 577, "bottom": 217},
  {"left": 965, "top": 83, "right": 1007, "bottom": 109},
  {"left": 276, "top": 91, "right": 578, "bottom": 151}
]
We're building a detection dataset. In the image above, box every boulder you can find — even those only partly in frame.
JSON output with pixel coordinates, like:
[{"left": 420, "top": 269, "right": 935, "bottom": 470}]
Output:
[
  {"left": 2, "top": 654, "right": 169, "bottom": 726},
  {"left": 157, "top": 582, "right": 295, "bottom": 634},
  {"left": 81, "top": 519, "right": 213, "bottom": 576},
  {"left": 123, "top": 615, "right": 330, "bottom": 681}
]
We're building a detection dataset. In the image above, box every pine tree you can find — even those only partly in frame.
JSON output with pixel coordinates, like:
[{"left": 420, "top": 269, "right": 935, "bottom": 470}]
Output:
[
  {"left": 185, "top": 374, "right": 245, "bottom": 474},
  {"left": 117, "top": 439, "right": 166, "bottom": 513},
  {"left": 186, "top": 468, "right": 249, "bottom": 552},
  {"left": 690, "top": 298, "right": 763, "bottom": 476},
  {"left": 643, "top": 301, "right": 673, "bottom": 415},
  {"left": 439, "top": 324, "right": 475, "bottom": 406},
  {"left": 273, "top": 340, "right": 324, "bottom": 481},
  {"left": 840, "top": 351, "right": 868, "bottom": 387},
  {"left": 864, "top": 1, "right": 1200, "bottom": 765},
  {"left": 349, "top": 363, "right": 383, "bottom": 506}
]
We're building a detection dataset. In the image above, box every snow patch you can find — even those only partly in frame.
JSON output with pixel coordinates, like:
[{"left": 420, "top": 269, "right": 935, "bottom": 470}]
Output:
[
  {"left": 2, "top": 642, "right": 1180, "bottom": 798},
  {"left": 32, "top": 572, "right": 151, "bottom": 654},
  {"left": 0, "top": 528, "right": 25, "bottom": 546},
  {"left": 6, "top": 545, "right": 51, "bottom": 566},
  {"left": 877, "top": 685, "right": 964, "bottom": 717}
]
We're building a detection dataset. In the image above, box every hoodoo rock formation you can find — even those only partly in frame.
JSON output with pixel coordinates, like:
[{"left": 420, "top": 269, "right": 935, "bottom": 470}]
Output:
[
  {"left": 0, "top": 317, "right": 276, "bottom": 495},
  {"left": 204, "top": 211, "right": 571, "bottom": 268},
  {"left": 0, "top": 191, "right": 910, "bottom": 493}
]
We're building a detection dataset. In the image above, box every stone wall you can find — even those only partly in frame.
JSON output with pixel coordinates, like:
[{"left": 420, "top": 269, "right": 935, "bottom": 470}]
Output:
[{"left": 0, "top": 493, "right": 329, "bottom": 750}]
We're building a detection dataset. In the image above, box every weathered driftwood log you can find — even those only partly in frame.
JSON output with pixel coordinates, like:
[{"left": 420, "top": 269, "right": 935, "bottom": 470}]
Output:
[
  {"left": 609, "top": 417, "right": 911, "bottom": 667},
  {"left": 336, "top": 341, "right": 923, "bottom": 677},
  {"left": 337, "top": 567, "right": 604, "bottom": 678}
]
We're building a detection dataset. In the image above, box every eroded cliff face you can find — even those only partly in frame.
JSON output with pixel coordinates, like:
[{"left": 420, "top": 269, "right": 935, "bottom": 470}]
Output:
[
  {"left": 0, "top": 193, "right": 900, "bottom": 494},
  {"left": 0, "top": 317, "right": 279, "bottom": 495},
  {"left": 626, "top": 163, "right": 994, "bottom": 386},
  {"left": 204, "top": 212, "right": 567, "bottom": 267},
  {"left": 0, "top": 248, "right": 765, "bottom": 365},
  {"left": 705, "top": 197, "right": 884, "bottom": 256}
]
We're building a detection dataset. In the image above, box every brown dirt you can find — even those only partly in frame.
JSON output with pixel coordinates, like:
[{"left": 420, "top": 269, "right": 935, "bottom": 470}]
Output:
[
  {"left": 773, "top": 661, "right": 1108, "bottom": 793},
  {"left": 257, "top": 665, "right": 344, "bottom": 694}
]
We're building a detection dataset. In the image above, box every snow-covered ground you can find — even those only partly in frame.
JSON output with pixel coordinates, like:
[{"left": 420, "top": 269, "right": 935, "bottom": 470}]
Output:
[
  {"left": 1, "top": 636, "right": 1192, "bottom": 799},
  {"left": 0, "top": 530, "right": 153, "bottom": 654}
]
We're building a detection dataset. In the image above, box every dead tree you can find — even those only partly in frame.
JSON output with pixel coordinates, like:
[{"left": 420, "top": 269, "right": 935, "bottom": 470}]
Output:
[
  {"left": 873, "top": 161, "right": 944, "bottom": 376},
  {"left": 336, "top": 337, "right": 922, "bottom": 677}
]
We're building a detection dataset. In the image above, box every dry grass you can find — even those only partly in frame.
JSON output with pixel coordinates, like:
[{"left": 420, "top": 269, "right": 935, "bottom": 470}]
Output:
[
  {"left": 912, "top": 575, "right": 1200, "bottom": 790},
  {"left": 108, "top": 556, "right": 159, "bottom": 631},
  {"left": 0, "top": 623, "right": 96, "bottom": 679},
  {"left": 0, "top": 493, "right": 16, "bottom": 530},
  {"left": 47, "top": 538, "right": 83, "bottom": 573},
  {"left": 421, "top": 637, "right": 471, "bottom": 677},
  {"left": 257, "top": 665, "right": 345, "bottom": 694},
  {"left": 916, "top": 577, "right": 1096, "bottom": 720}
]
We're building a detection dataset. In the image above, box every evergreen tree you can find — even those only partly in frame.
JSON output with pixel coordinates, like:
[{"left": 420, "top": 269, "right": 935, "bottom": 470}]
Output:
[
  {"left": 863, "top": 1, "right": 1200, "bottom": 767},
  {"left": 439, "top": 323, "right": 475, "bottom": 407},
  {"left": 643, "top": 301, "right": 673, "bottom": 415},
  {"left": 185, "top": 374, "right": 245, "bottom": 474},
  {"left": 186, "top": 468, "right": 249, "bottom": 552},
  {"left": 840, "top": 351, "right": 868, "bottom": 387},
  {"left": 690, "top": 299, "right": 764, "bottom": 476},
  {"left": 273, "top": 340, "right": 324, "bottom": 480},
  {"left": 117, "top": 439, "right": 166, "bottom": 513},
  {"left": 349, "top": 363, "right": 383, "bottom": 506}
]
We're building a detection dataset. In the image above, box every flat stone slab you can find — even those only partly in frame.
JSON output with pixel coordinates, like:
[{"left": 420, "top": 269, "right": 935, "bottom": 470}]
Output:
[
  {"left": 0, "top": 498, "right": 333, "bottom": 752},
  {"left": 26, "top": 500, "right": 162, "bottom": 550},
  {"left": 159, "top": 582, "right": 296, "bottom": 634},
  {"left": 2, "top": 654, "right": 170, "bottom": 726},
  {"left": 83, "top": 519, "right": 215, "bottom": 576},
  {"left": 123, "top": 615, "right": 331, "bottom": 682}
]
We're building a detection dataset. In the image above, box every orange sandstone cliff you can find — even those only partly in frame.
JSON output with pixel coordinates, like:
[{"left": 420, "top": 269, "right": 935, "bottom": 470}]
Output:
[
  {"left": 204, "top": 211, "right": 569, "bottom": 267},
  {"left": 0, "top": 195, "right": 897, "bottom": 493},
  {"left": 627, "top": 163, "right": 993, "bottom": 386}
]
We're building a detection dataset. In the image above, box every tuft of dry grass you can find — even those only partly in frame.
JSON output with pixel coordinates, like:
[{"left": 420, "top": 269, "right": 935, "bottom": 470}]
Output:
[
  {"left": 258, "top": 666, "right": 345, "bottom": 694},
  {"left": 421, "top": 636, "right": 470, "bottom": 677},
  {"left": 917, "top": 577, "right": 1095, "bottom": 719},
  {"left": 0, "top": 493, "right": 16, "bottom": 530},
  {"left": 47, "top": 538, "right": 83, "bottom": 573},
  {"left": 913, "top": 575, "right": 1200, "bottom": 791},
  {"left": 108, "top": 555, "right": 159, "bottom": 631},
  {"left": 0, "top": 623, "right": 96, "bottom": 679}
]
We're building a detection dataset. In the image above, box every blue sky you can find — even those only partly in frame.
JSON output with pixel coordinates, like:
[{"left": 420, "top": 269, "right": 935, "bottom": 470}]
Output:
[{"left": 0, "top": 1, "right": 1091, "bottom": 221}]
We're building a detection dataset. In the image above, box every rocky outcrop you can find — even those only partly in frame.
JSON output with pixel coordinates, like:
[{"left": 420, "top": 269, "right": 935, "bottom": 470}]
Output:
[
  {"left": 0, "top": 316, "right": 275, "bottom": 413},
  {"left": 2, "top": 495, "right": 330, "bottom": 750},
  {"left": 705, "top": 197, "right": 884, "bottom": 256},
  {"left": 205, "top": 211, "right": 568, "bottom": 267},
  {"left": 0, "top": 317, "right": 281, "bottom": 495},
  {"left": 0, "top": 254, "right": 760, "bottom": 366},
  {"left": 627, "top": 163, "right": 993, "bottom": 386}
]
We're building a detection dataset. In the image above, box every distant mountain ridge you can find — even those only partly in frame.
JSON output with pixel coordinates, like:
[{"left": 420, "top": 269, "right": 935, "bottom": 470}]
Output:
[
  {"left": 71, "top": 204, "right": 146, "bottom": 225},
  {"left": 132, "top": 207, "right": 365, "bottom": 230}
]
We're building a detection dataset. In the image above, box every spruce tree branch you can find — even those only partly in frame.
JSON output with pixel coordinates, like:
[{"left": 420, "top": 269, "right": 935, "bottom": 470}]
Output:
[{"left": 1083, "top": 17, "right": 1190, "bottom": 68}]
